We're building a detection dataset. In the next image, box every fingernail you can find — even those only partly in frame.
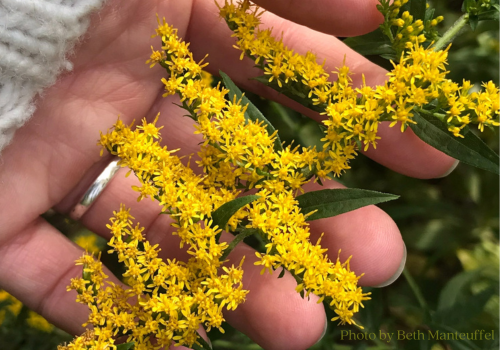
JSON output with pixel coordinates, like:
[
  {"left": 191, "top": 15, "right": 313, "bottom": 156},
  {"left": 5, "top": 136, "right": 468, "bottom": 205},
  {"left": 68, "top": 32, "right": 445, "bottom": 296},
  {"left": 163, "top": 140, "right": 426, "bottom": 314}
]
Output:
[
  {"left": 314, "top": 314, "right": 328, "bottom": 345},
  {"left": 438, "top": 159, "right": 460, "bottom": 178},
  {"left": 374, "top": 243, "right": 407, "bottom": 288}
]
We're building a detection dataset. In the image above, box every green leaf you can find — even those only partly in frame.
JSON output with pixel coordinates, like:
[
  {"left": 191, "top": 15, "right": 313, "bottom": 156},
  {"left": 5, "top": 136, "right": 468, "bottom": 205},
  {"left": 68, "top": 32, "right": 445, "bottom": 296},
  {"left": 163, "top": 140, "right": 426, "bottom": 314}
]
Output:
[
  {"left": 296, "top": 189, "right": 399, "bottom": 221},
  {"left": 358, "top": 288, "right": 384, "bottom": 332},
  {"left": 220, "top": 71, "right": 283, "bottom": 152},
  {"left": 478, "top": 9, "right": 499, "bottom": 21},
  {"left": 252, "top": 75, "right": 323, "bottom": 113},
  {"left": 410, "top": 112, "right": 500, "bottom": 175},
  {"left": 116, "top": 343, "right": 135, "bottom": 350},
  {"left": 469, "top": 14, "right": 479, "bottom": 30},
  {"left": 433, "top": 287, "right": 497, "bottom": 327},
  {"left": 343, "top": 28, "right": 395, "bottom": 56},
  {"left": 219, "top": 227, "right": 261, "bottom": 261},
  {"left": 437, "top": 270, "right": 480, "bottom": 311},
  {"left": 425, "top": 6, "right": 436, "bottom": 21},
  {"left": 211, "top": 195, "right": 260, "bottom": 230}
]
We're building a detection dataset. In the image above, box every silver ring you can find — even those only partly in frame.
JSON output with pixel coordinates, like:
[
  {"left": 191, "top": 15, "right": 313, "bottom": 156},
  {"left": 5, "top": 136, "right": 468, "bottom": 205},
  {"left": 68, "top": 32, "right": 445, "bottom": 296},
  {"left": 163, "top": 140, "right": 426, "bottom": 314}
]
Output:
[{"left": 69, "top": 159, "right": 121, "bottom": 221}]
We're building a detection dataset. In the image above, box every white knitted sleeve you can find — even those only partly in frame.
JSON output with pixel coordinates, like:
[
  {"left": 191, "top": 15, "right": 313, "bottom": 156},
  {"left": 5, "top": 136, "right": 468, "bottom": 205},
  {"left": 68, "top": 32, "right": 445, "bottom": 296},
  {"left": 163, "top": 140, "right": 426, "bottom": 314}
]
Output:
[{"left": 0, "top": 0, "right": 107, "bottom": 152}]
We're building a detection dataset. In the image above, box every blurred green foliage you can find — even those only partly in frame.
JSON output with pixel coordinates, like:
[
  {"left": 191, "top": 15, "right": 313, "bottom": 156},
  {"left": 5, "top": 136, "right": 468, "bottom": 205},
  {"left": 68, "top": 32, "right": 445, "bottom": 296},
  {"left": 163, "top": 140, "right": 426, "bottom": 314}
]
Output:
[
  {"left": 1, "top": 1, "right": 498, "bottom": 349},
  {"left": 0, "top": 302, "right": 71, "bottom": 350}
]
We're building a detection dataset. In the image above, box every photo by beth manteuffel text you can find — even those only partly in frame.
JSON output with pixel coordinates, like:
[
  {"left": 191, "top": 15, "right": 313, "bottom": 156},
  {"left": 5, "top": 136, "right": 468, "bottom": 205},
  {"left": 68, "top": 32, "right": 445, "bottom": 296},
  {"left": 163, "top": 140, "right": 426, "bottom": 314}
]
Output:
[{"left": 341, "top": 330, "right": 495, "bottom": 342}]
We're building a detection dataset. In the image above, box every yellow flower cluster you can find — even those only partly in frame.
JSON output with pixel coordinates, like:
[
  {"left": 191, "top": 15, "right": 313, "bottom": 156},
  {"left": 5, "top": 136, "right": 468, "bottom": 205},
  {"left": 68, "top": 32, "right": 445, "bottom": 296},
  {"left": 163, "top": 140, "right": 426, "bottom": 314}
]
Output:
[
  {"left": 0, "top": 289, "right": 22, "bottom": 326},
  {"left": 444, "top": 80, "right": 500, "bottom": 135},
  {"left": 58, "top": 330, "right": 103, "bottom": 350},
  {"left": 74, "top": 234, "right": 101, "bottom": 254},
  {"left": 99, "top": 115, "right": 241, "bottom": 229},
  {"left": 150, "top": 21, "right": 319, "bottom": 186},
  {"left": 0, "top": 290, "right": 53, "bottom": 333},
  {"left": 126, "top": 14, "right": 370, "bottom": 327},
  {"left": 378, "top": 0, "right": 442, "bottom": 56},
  {"left": 26, "top": 312, "right": 54, "bottom": 333},
  {"left": 64, "top": 206, "right": 246, "bottom": 349},
  {"left": 250, "top": 189, "right": 369, "bottom": 325},
  {"left": 220, "top": 0, "right": 499, "bottom": 146}
]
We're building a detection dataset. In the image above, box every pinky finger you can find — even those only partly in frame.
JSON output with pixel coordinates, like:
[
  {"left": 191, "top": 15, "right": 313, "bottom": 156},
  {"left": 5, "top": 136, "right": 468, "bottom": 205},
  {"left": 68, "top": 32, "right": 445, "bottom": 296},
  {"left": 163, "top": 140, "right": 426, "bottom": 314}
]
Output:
[{"left": 0, "top": 218, "right": 91, "bottom": 334}]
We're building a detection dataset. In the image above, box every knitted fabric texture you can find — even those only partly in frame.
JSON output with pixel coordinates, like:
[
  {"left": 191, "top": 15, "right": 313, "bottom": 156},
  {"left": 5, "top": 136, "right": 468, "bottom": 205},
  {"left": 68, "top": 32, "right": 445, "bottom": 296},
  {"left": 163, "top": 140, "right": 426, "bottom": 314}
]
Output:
[{"left": 0, "top": 0, "right": 106, "bottom": 152}]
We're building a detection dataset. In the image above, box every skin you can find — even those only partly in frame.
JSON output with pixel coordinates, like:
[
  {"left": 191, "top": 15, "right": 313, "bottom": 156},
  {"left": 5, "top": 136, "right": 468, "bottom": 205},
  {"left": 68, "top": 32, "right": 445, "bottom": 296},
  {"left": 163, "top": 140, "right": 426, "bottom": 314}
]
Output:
[{"left": 0, "top": 0, "right": 457, "bottom": 349}]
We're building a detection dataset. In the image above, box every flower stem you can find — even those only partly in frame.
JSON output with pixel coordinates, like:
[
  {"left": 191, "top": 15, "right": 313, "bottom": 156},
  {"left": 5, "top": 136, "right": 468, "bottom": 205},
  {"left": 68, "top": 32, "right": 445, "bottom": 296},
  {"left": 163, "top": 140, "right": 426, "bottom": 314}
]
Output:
[
  {"left": 433, "top": 13, "right": 470, "bottom": 51},
  {"left": 402, "top": 268, "right": 428, "bottom": 310}
]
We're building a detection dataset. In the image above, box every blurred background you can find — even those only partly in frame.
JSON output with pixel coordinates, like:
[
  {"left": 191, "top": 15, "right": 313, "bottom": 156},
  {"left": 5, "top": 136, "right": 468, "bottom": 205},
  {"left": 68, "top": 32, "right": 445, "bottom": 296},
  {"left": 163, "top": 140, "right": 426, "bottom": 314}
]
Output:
[{"left": 0, "top": 1, "right": 498, "bottom": 349}]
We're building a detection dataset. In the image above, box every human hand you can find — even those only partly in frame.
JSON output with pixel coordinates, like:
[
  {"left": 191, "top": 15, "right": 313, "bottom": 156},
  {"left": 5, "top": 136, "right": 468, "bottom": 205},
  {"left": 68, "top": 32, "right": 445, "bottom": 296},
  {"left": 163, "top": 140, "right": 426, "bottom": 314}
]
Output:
[{"left": 0, "top": 0, "right": 457, "bottom": 349}]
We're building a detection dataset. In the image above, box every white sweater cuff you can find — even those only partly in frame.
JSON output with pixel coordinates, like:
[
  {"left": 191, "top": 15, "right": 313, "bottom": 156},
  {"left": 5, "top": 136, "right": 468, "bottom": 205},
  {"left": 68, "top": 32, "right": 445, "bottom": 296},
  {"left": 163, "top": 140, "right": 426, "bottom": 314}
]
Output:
[{"left": 0, "top": 0, "right": 106, "bottom": 151}]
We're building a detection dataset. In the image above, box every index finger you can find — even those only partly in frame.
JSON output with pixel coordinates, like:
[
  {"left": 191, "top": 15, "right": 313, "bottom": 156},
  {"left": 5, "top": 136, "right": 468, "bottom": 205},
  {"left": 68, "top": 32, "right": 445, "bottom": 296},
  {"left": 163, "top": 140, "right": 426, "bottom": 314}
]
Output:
[
  {"left": 187, "top": 1, "right": 457, "bottom": 179},
  {"left": 252, "top": 0, "right": 384, "bottom": 36}
]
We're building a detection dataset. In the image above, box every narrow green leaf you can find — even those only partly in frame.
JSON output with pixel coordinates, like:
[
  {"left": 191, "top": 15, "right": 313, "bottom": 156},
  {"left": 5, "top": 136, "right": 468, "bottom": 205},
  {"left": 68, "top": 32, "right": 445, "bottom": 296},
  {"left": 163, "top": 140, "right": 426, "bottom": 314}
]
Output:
[
  {"left": 380, "top": 53, "right": 399, "bottom": 61},
  {"left": 220, "top": 228, "right": 260, "bottom": 261},
  {"left": 425, "top": 7, "right": 436, "bottom": 21},
  {"left": 296, "top": 189, "right": 399, "bottom": 221},
  {"left": 437, "top": 270, "right": 480, "bottom": 311},
  {"left": 220, "top": 71, "right": 283, "bottom": 152},
  {"left": 211, "top": 195, "right": 260, "bottom": 230},
  {"left": 343, "top": 28, "right": 395, "bottom": 56},
  {"left": 469, "top": 14, "right": 479, "bottom": 30},
  {"left": 116, "top": 343, "right": 134, "bottom": 350},
  {"left": 252, "top": 75, "right": 323, "bottom": 112},
  {"left": 410, "top": 112, "right": 500, "bottom": 175},
  {"left": 478, "top": 9, "right": 499, "bottom": 21}
]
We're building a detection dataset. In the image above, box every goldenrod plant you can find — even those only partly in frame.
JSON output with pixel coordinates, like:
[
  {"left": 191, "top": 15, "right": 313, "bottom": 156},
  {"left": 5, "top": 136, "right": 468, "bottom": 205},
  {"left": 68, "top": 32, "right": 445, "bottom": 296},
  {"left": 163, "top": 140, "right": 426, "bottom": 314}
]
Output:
[{"left": 57, "top": 1, "right": 499, "bottom": 349}]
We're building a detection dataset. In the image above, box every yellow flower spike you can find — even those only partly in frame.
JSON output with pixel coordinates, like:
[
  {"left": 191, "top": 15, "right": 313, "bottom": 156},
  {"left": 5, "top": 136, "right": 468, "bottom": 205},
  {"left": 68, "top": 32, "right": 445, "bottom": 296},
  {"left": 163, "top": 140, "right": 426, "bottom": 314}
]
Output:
[{"left": 219, "top": 0, "right": 495, "bottom": 175}]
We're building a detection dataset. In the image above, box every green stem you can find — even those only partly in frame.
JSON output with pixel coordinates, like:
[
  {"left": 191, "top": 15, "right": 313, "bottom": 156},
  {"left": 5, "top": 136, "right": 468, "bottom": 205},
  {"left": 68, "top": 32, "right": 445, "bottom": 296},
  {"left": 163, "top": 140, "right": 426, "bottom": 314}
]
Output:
[
  {"left": 220, "top": 228, "right": 260, "bottom": 261},
  {"left": 433, "top": 13, "right": 470, "bottom": 51},
  {"left": 414, "top": 107, "right": 446, "bottom": 121},
  {"left": 402, "top": 268, "right": 428, "bottom": 310}
]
